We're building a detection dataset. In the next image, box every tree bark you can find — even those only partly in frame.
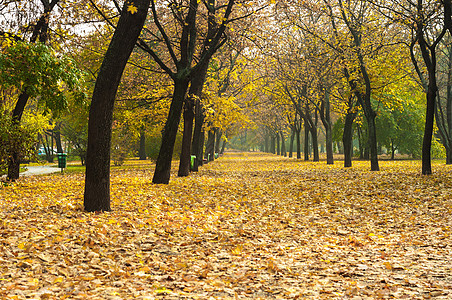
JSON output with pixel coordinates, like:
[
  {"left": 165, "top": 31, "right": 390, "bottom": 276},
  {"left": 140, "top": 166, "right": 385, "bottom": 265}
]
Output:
[
  {"left": 418, "top": 32, "right": 442, "bottom": 174},
  {"left": 270, "top": 135, "right": 276, "bottom": 154},
  {"left": 215, "top": 129, "right": 222, "bottom": 154},
  {"left": 343, "top": 113, "right": 355, "bottom": 168},
  {"left": 391, "top": 140, "right": 395, "bottom": 160},
  {"left": 264, "top": 133, "right": 269, "bottom": 153},
  {"left": 178, "top": 98, "right": 195, "bottom": 176},
  {"left": 7, "top": 93, "right": 30, "bottom": 180},
  {"left": 191, "top": 101, "right": 204, "bottom": 171},
  {"left": 304, "top": 122, "right": 310, "bottom": 161},
  {"left": 296, "top": 127, "right": 301, "bottom": 159},
  {"left": 309, "top": 125, "right": 319, "bottom": 162},
  {"left": 179, "top": 61, "right": 209, "bottom": 176},
  {"left": 280, "top": 131, "right": 286, "bottom": 157},
  {"left": 205, "top": 129, "right": 215, "bottom": 162},
  {"left": 289, "top": 129, "right": 294, "bottom": 158},
  {"left": 357, "top": 126, "right": 364, "bottom": 159},
  {"left": 139, "top": 127, "right": 146, "bottom": 160},
  {"left": 152, "top": 78, "right": 190, "bottom": 183},
  {"left": 320, "top": 88, "right": 334, "bottom": 164},
  {"left": 179, "top": 0, "right": 224, "bottom": 176},
  {"left": 84, "top": 0, "right": 151, "bottom": 211},
  {"left": 338, "top": 0, "right": 379, "bottom": 171},
  {"left": 422, "top": 72, "right": 437, "bottom": 175},
  {"left": 54, "top": 123, "right": 63, "bottom": 153}
]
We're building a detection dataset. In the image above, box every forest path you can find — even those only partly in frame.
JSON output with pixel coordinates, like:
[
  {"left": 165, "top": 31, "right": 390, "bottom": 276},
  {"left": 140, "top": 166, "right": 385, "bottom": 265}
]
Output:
[{"left": 0, "top": 152, "right": 450, "bottom": 299}]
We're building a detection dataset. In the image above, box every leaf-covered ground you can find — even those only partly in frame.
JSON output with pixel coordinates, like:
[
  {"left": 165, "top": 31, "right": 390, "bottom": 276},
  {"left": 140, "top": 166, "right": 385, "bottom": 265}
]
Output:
[{"left": 0, "top": 152, "right": 451, "bottom": 299}]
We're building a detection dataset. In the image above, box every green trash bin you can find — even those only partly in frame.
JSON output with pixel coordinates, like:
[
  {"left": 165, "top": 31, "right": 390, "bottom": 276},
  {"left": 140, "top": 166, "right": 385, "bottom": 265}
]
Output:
[
  {"left": 57, "top": 153, "right": 67, "bottom": 169},
  {"left": 190, "top": 155, "right": 196, "bottom": 170},
  {"left": 215, "top": 153, "right": 219, "bottom": 159}
]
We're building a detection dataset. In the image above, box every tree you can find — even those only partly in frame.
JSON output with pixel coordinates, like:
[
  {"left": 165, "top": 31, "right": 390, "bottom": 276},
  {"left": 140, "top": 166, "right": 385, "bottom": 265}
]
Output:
[
  {"left": 435, "top": 37, "right": 452, "bottom": 163},
  {"left": 0, "top": 109, "right": 43, "bottom": 175},
  {"left": 137, "top": 0, "right": 253, "bottom": 183},
  {"left": 1, "top": 0, "right": 62, "bottom": 180},
  {"left": 371, "top": 0, "right": 449, "bottom": 174},
  {"left": 0, "top": 40, "right": 85, "bottom": 180},
  {"left": 84, "top": 0, "right": 151, "bottom": 212},
  {"left": 376, "top": 99, "right": 424, "bottom": 159}
]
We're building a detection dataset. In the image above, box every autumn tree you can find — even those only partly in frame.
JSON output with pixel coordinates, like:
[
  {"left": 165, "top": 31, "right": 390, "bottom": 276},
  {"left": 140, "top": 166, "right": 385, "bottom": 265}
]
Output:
[
  {"left": 84, "top": 0, "right": 151, "bottom": 212},
  {"left": 435, "top": 36, "right": 452, "bottom": 163},
  {"left": 371, "top": 0, "right": 451, "bottom": 174},
  {"left": 1, "top": 0, "right": 60, "bottom": 179},
  {"left": 329, "top": 0, "right": 381, "bottom": 171},
  {"left": 0, "top": 40, "right": 85, "bottom": 180},
  {"left": 127, "top": 0, "right": 244, "bottom": 184}
]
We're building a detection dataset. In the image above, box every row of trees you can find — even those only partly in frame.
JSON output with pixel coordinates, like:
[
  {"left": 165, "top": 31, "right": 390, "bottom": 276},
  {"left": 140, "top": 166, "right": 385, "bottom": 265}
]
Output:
[
  {"left": 2, "top": 0, "right": 452, "bottom": 212},
  {"left": 239, "top": 0, "right": 452, "bottom": 173},
  {"left": 0, "top": 0, "right": 262, "bottom": 211}
]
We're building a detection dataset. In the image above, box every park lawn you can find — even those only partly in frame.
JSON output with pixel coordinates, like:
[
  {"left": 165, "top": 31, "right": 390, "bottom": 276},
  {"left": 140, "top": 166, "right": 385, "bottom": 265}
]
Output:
[{"left": 0, "top": 152, "right": 451, "bottom": 299}]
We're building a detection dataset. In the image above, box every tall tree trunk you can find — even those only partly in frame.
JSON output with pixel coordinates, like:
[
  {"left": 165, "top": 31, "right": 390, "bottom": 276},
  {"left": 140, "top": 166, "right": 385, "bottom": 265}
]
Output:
[
  {"left": 270, "top": 135, "right": 276, "bottom": 154},
  {"left": 365, "top": 110, "right": 379, "bottom": 170},
  {"left": 422, "top": 75, "right": 437, "bottom": 175},
  {"left": 153, "top": 78, "right": 190, "bottom": 183},
  {"left": 435, "top": 101, "right": 452, "bottom": 163},
  {"left": 353, "top": 62, "right": 379, "bottom": 170},
  {"left": 276, "top": 132, "right": 280, "bottom": 155},
  {"left": 181, "top": 0, "right": 218, "bottom": 175},
  {"left": 84, "top": 0, "right": 151, "bottom": 211},
  {"left": 178, "top": 98, "right": 195, "bottom": 176},
  {"left": 179, "top": 60, "right": 209, "bottom": 176},
  {"left": 53, "top": 122, "right": 63, "bottom": 154},
  {"left": 280, "top": 131, "right": 286, "bottom": 157},
  {"left": 265, "top": 133, "right": 269, "bottom": 153},
  {"left": 338, "top": 0, "right": 379, "bottom": 171},
  {"left": 289, "top": 128, "right": 295, "bottom": 158},
  {"left": 191, "top": 102, "right": 204, "bottom": 171},
  {"left": 205, "top": 129, "right": 215, "bottom": 162},
  {"left": 442, "top": 0, "right": 452, "bottom": 164},
  {"left": 343, "top": 113, "right": 355, "bottom": 168},
  {"left": 419, "top": 37, "right": 441, "bottom": 174},
  {"left": 139, "top": 127, "right": 146, "bottom": 160},
  {"left": 391, "top": 140, "right": 395, "bottom": 160},
  {"left": 296, "top": 127, "right": 301, "bottom": 159},
  {"left": 357, "top": 126, "right": 364, "bottom": 159},
  {"left": 304, "top": 123, "right": 310, "bottom": 161},
  {"left": 325, "top": 128, "right": 333, "bottom": 164},
  {"left": 309, "top": 125, "right": 319, "bottom": 161},
  {"left": 215, "top": 129, "right": 222, "bottom": 154},
  {"left": 320, "top": 89, "right": 334, "bottom": 165},
  {"left": 7, "top": 93, "right": 30, "bottom": 179}
]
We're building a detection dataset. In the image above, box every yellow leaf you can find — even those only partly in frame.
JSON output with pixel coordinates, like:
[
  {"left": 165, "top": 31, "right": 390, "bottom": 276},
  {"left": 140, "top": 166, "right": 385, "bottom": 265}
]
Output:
[
  {"left": 127, "top": 4, "right": 138, "bottom": 14},
  {"left": 231, "top": 245, "right": 243, "bottom": 255},
  {"left": 53, "top": 276, "right": 64, "bottom": 283}
]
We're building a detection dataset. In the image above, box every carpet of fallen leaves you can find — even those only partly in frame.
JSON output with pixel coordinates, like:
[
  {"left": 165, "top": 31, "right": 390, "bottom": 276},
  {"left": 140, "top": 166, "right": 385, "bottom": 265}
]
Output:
[{"left": 0, "top": 152, "right": 451, "bottom": 299}]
